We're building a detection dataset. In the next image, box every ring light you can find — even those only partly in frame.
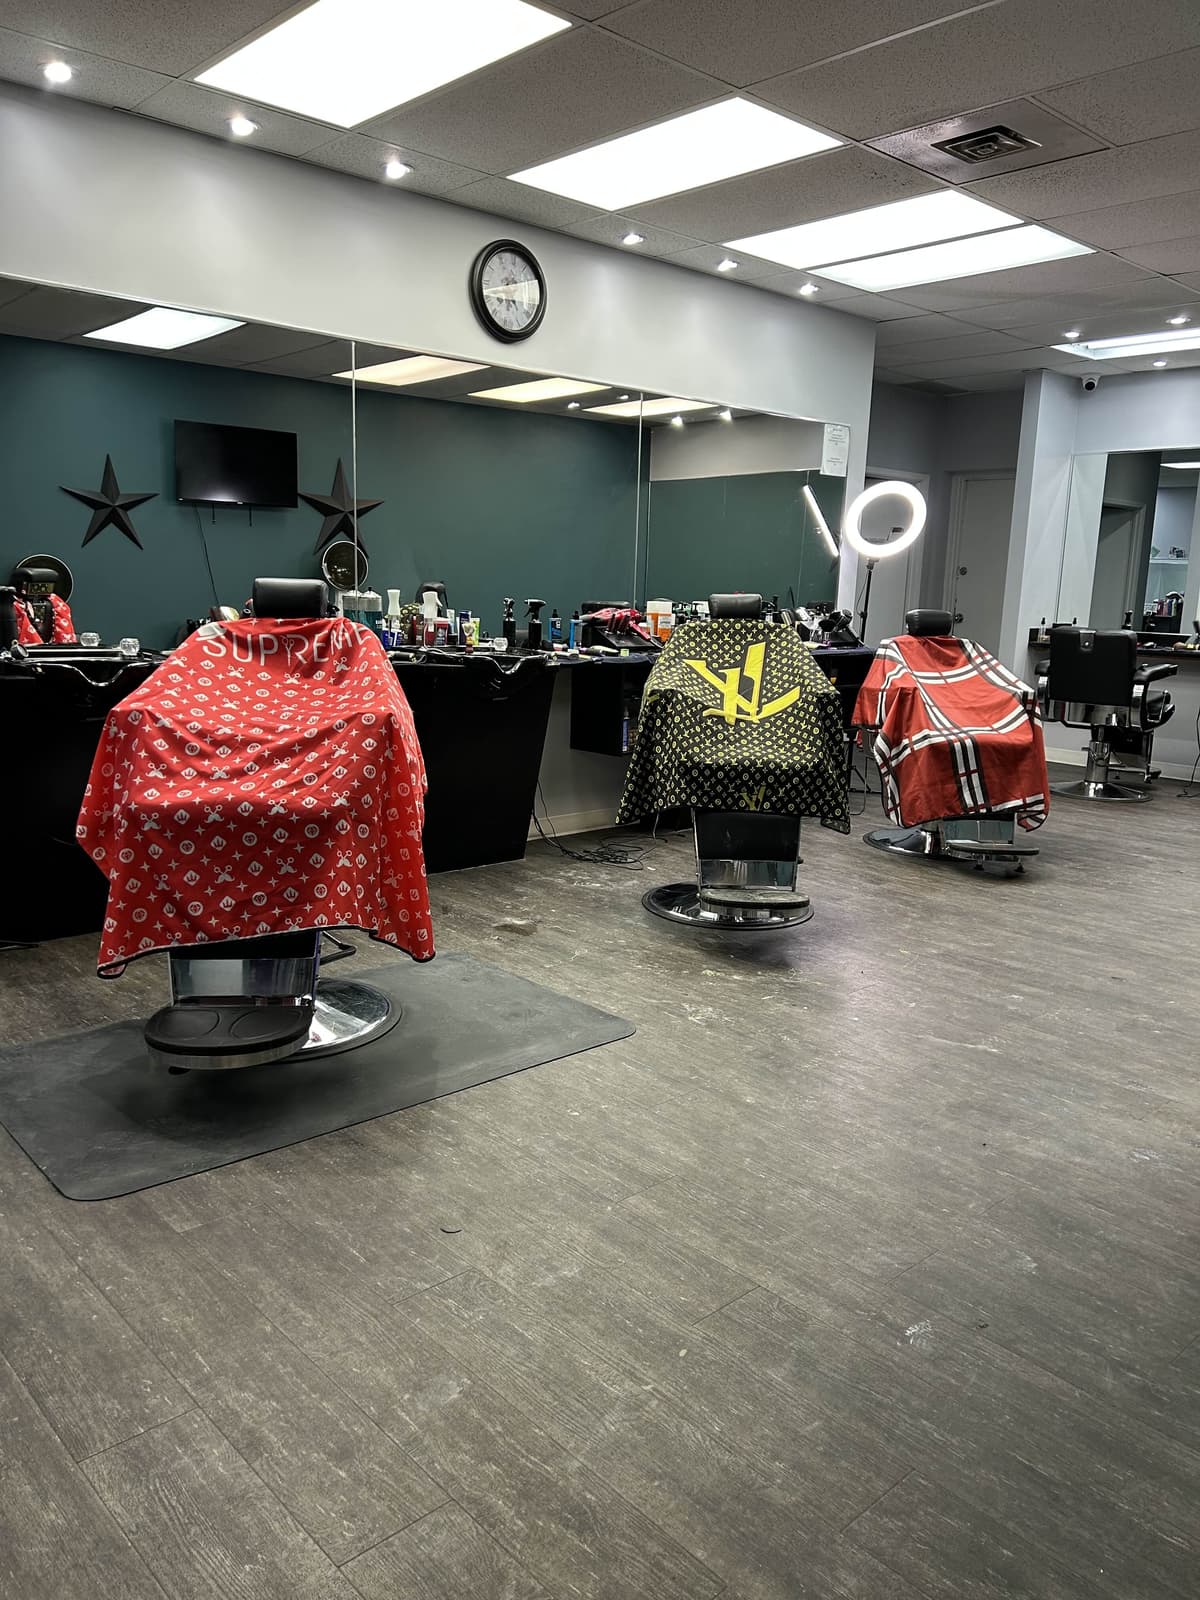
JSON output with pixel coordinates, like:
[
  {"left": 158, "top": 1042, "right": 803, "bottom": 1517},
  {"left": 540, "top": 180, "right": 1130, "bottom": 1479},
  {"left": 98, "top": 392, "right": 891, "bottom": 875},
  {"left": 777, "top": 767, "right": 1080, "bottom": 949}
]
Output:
[{"left": 842, "top": 481, "right": 926, "bottom": 561}]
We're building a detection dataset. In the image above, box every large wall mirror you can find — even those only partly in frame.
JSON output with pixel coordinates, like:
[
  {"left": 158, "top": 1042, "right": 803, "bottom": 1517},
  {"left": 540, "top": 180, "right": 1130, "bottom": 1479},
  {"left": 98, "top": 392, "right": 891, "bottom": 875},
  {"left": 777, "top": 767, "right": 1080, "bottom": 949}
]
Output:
[
  {"left": 641, "top": 410, "right": 845, "bottom": 617},
  {"left": 0, "top": 275, "right": 648, "bottom": 650},
  {"left": 1059, "top": 448, "right": 1200, "bottom": 638}
]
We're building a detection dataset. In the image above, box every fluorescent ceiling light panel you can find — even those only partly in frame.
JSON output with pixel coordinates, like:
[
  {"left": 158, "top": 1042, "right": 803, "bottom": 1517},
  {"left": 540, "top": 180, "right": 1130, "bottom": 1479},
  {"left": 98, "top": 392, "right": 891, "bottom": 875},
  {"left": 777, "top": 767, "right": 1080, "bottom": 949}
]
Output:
[
  {"left": 83, "top": 307, "right": 243, "bottom": 348},
  {"left": 817, "top": 226, "right": 1091, "bottom": 292},
  {"left": 470, "top": 377, "right": 608, "bottom": 403},
  {"left": 726, "top": 191, "right": 1020, "bottom": 271},
  {"left": 510, "top": 98, "right": 840, "bottom": 211},
  {"left": 1054, "top": 327, "right": 1200, "bottom": 361},
  {"left": 801, "top": 484, "right": 839, "bottom": 560},
  {"left": 586, "top": 396, "right": 713, "bottom": 418},
  {"left": 196, "top": 0, "right": 570, "bottom": 127},
  {"left": 335, "top": 355, "right": 487, "bottom": 385},
  {"left": 1163, "top": 460, "right": 1200, "bottom": 468}
]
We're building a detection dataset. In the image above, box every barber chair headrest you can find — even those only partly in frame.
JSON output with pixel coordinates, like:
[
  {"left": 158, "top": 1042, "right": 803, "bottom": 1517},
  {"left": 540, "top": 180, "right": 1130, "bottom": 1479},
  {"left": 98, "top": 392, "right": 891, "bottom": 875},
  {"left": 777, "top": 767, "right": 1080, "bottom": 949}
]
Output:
[
  {"left": 709, "top": 592, "right": 764, "bottom": 619},
  {"left": 905, "top": 608, "right": 954, "bottom": 637},
  {"left": 251, "top": 577, "right": 328, "bottom": 618}
]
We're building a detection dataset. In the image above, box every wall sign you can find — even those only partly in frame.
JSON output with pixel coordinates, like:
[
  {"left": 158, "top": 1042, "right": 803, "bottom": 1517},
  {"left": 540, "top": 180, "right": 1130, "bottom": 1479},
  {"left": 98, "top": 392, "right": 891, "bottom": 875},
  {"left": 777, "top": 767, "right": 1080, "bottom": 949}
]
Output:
[{"left": 821, "top": 423, "right": 850, "bottom": 478}]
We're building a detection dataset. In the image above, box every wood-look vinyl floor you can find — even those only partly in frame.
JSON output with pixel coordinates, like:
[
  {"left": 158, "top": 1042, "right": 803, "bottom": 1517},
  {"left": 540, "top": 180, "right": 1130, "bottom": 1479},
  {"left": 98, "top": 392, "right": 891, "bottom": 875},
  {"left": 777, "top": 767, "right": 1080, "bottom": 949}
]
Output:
[{"left": 1, "top": 777, "right": 1198, "bottom": 1599}]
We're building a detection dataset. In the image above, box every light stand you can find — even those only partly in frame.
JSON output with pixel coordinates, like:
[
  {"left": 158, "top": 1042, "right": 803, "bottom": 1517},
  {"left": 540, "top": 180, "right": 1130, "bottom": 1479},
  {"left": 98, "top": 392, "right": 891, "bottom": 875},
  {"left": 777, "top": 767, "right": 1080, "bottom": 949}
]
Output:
[{"left": 842, "top": 486, "right": 927, "bottom": 641}]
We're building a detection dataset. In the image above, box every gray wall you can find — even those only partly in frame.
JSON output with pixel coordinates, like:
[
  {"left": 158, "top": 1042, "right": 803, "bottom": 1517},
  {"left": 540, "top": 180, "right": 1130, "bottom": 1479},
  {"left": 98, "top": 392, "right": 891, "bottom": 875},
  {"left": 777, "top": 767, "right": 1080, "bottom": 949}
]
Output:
[
  {"left": 649, "top": 415, "right": 827, "bottom": 481},
  {"left": 1155, "top": 485, "right": 1196, "bottom": 558}
]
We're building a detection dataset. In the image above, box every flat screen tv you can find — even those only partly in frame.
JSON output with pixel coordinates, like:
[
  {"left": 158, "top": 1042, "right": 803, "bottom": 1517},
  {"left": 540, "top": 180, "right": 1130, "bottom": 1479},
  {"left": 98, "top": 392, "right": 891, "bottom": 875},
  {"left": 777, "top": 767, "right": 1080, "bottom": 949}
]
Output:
[{"left": 174, "top": 420, "right": 298, "bottom": 507}]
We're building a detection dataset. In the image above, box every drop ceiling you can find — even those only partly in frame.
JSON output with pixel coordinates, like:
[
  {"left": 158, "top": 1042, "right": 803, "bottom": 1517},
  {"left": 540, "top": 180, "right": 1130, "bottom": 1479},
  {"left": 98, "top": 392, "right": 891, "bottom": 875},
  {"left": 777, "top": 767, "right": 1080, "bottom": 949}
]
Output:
[{"left": 3, "top": 0, "right": 1200, "bottom": 392}]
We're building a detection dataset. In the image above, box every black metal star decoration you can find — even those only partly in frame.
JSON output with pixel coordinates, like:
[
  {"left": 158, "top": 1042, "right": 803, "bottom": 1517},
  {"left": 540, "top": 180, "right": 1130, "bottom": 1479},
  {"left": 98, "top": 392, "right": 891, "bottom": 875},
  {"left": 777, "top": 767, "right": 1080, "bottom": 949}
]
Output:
[
  {"left": 301, "top": 458, "right": 383, "bottom": 554},
  {"left": 61, "top": 454, "right": 157, "bottom": 549}
]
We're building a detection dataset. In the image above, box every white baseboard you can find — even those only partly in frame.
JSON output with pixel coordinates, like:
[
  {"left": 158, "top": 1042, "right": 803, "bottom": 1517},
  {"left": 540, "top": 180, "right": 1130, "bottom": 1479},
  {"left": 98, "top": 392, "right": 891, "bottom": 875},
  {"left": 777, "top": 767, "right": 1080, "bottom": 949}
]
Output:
[{"left": 528, "top": 807, "right": 617, "bottom": 841}]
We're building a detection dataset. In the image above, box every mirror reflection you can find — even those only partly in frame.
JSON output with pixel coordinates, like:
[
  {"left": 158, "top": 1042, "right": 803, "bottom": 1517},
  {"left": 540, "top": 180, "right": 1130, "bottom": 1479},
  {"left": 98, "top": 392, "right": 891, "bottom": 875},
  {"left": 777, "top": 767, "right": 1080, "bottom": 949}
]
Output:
[{"left": 1060, "top": 449, "right": 1200, "bottom": 643}]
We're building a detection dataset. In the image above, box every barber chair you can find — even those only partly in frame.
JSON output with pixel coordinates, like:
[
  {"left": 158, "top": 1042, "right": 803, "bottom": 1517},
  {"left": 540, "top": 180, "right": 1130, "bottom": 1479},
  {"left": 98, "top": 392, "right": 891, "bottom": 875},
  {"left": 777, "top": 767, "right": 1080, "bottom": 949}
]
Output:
[
  {"left": 135, "top": 578, "right": 403, "bottom": 1071},
  {"left": 860, "top": 610, "right": 1043, "bottom": 874},
  {"left": 1039, "top": 626, "right": 1176, "bottom": 802},
  {"left": 643, "top": 593, "right": 813, "bottom": 931}
]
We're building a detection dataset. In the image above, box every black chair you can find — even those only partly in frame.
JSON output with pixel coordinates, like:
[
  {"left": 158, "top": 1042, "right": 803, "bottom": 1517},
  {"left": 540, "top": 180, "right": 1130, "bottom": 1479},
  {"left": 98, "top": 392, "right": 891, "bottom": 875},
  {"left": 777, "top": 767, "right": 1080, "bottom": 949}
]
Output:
[
  {"left": 643, "top": 593, "right": 813, "bottom": 931},
  {"left": 860, "top": 609, "right": 1044, "bottom": 873},
  {"left": 140, "top": 577, "right": 399, "bottom": 1071},
  {"left": 1041, "top": 626, "right": 1176, "bottom": 802}
]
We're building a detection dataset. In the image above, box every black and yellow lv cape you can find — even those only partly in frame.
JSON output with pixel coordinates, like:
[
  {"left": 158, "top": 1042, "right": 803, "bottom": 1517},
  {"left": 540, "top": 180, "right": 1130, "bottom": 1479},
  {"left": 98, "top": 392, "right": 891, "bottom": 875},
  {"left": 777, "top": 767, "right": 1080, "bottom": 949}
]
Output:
[{"left": 617, "top": 617, "right": 850, "bottom": 832}]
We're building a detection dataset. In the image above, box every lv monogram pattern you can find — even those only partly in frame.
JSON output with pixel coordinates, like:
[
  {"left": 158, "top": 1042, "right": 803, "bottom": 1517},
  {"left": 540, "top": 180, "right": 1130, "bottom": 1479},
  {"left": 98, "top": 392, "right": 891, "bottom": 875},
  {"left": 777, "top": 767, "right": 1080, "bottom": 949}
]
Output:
[{"left": 617, "top": 619, "right": 850, "bottom": 832}]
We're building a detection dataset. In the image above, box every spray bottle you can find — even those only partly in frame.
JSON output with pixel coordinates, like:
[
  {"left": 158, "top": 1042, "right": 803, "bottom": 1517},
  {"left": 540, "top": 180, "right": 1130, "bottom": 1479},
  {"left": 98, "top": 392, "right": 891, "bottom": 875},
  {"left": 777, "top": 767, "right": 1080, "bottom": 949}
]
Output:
[
  {"left": 525, "top": 599, "right": 546, "bottom": 651},
  {"left": 502, "top": 597, "right": 516, "bottom": 650}
]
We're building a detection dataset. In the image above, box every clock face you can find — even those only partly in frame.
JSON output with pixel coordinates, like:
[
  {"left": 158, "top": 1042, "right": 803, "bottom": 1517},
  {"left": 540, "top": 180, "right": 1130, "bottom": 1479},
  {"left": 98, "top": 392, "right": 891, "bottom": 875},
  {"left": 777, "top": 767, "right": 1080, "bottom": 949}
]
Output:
[{"left": 471, "top": 241, "right": 546, "bottom": 342}]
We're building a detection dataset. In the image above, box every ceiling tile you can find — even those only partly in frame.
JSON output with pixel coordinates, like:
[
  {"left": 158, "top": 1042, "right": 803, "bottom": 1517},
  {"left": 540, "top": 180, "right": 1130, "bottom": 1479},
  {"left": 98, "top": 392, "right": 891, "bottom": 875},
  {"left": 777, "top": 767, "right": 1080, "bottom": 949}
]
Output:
[
  {"left": 967, "top": 130, "right": 1200, "bottom": 220},
  {"left": 891, "top": 252, "right": 1155, "bottom": 313},
  {"left": 1003, "top": 305, "right": 1200, "bottom": 346},
  {"left": 869, "top": 99, "right": 1104, "bottom": 185},
  {"left": 877, "top": 328, "right": 1038, "bottom": 361},
  {"left": 365, "top": 29, "right": 718, "bottom": 175},
  {"left": 562, "top": 214, "right": 699, "bottom": 258},
  {"left": 829, "top": 294, "right": 932, "bottom": 321},
  {"left": 160, "top": 323, "right": 334, "bottom": 366},
  {"left": 445, "top": 177, "right": 605, "bottom": 229},
  {"left": 667, "top": 243, "right": 782, "bottom": 279},
  {"left": 1172, "top": 272, "right": 1200, "bottom": 294},
  {"left": 134, "top": 81, "right": 337, "bottom": 156},
  {"left": 874, "top": 312, "right": 979, "bottom": 346},
  {"left": 0, "top": 2, "right": 296, "bottom": 77},
  {"left": 752, "top": 0, "right": 1200, "bottom": 141},
  {"left": 1043, "top": 191, "right": 1200, "bottom": 250},
  {"left": 1116, "top": 236, "right": 1200, "bottom": 274},
  {"left": 0, "top": 285, "right": 149, "bottom": 338},
  {"left": 632, "top": 144, "right": 937, "bottom": 240},
  {"left": 303, "top": 133, "right": 484, "bottom": 195},
  {"left": 0, "top": 25, "right": 169, "bottom": 108},
  {"left": 945, "top": 279, "right": 1200, "bottom": 329},
  {"left": 0, "top": 277, "right": 36, "bottom": 309},
  {"left": 551, "top": 0, "right": 633, "bottom": 15},
  {"left": 748, "top": 271, "right": 862, "bottom": 301},
  {"left": 601, "top": 0, "right": 972, "bottom": 89},
  {"left": 900, "top": 349, "right": 1050, "bottom": 379},
  {"left": 244, "top": 340, "right": 388, "bottom": 378},
  {"left": 1035, "top": 47, "right": 1200, "bottom": 145}
]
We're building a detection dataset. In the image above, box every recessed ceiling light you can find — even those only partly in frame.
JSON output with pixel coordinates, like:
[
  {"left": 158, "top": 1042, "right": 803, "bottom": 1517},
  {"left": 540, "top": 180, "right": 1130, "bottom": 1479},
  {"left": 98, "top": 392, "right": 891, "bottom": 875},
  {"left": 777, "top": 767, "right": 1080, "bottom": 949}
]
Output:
[
  {"left": 510, "top": 97, "right": 840, "bottom": 211},
  {"left": 470, "top": 377, "right": 607, "bottom": 403},
  {"left": 385, "top": 157, "right": 412, "bottom": 180},
  {"left": 1166, "top": 314, "right": 1191, "bottom": 326},
  {"left": 42, "top": 60, "right": 72, "bottom": 84},
  {"left": 336, "top": 355, "right": 487, "bottom": 385},
  {"left": 618, "top": 393, "right": 630, "bottom": 400},
  {"left": 622, "top": 231, "right": 645, "bottom": 247},
  {"left": 798, "top": 283, "right": 819, "bottom": 296},
  {"left": 228, "top": 114, "right": 258, "bottom": 137},
  {"left": 1054, "top": 326, "right": 1200, "bottom": 361},
  {"left": 817, "top": 226, "right": 1091, "bottom": 292},
  {"left": 1063, "top": 328, "right": 1082, "bottom": 339},
  {"left": 718, "top": 408, "right": 733, "bottom": 421},
  {"left": 670, "top": 415, "right": 685, "bottom": 427},
  {"left": 567, "top": 401, "right": 581, "bottom": 409},
  {"left": 83, "top": 308, "right": 244, "bottom": 349},
  {"left": 726, "top": 191, "right": 1021, "bottom": 272},
  {"left": 587, "top": 396, "right": 712, "bottom": 419},
  {"left": 716, "top": 258, "right": 739, "bottom": 272},
  {"left": 1152, "top": 359, "right": 1168, "bottom": 368},
  {"left": 197, "top": 0, "right": 569, "bottom": 127}
]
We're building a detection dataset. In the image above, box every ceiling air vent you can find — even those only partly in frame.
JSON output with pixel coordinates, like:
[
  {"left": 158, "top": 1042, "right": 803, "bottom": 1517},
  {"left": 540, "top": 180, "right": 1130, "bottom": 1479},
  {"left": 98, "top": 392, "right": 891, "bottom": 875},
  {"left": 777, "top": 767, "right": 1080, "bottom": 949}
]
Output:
[{"left": 932, "top": 125, "right": 1041, "bottom": 165}]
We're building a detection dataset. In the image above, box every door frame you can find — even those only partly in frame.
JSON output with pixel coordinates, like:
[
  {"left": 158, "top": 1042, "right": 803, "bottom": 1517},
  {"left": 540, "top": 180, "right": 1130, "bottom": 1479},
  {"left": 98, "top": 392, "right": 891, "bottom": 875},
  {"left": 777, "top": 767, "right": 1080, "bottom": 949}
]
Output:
[
  {"left": 1095, "top": 497, "right": 1146, "bottom": 625},
  {"left": 944, "top": 469, "right": 1016, "bottom": 622},
  {"left": 863, "top": 465, "right": 930, "bottom": 618}
]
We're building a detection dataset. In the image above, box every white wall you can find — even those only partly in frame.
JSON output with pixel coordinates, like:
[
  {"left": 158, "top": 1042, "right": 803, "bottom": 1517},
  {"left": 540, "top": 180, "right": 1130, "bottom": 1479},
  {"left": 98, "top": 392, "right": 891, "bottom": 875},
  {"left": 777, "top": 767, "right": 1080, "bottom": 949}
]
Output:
[
  {"left": 1154, "top": 485, "right": 1196, "bottom": 557},
  {"left": 0, "top": 84, "right": 875, "bottom": 435},
  {"left": 649, "top": 414, "right": 826, "bottom": 481}
]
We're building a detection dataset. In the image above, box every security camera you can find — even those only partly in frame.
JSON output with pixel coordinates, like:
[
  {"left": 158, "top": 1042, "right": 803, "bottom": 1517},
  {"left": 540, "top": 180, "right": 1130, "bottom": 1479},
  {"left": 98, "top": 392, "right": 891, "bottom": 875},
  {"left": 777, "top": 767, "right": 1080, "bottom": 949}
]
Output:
[{"left": 1080, "top": 376, "right": 1099, "bottom": 392}]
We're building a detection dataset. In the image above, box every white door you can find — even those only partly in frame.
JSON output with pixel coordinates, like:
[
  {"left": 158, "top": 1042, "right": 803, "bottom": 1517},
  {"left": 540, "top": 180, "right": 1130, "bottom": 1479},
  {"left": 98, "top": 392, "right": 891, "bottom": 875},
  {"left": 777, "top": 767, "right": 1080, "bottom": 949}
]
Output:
[
  {"left": 860, "top": 475, "right": 924, "bottom": 646},
  {"left": 946, "top": 473, "right": 1015, "bottom": 653}
]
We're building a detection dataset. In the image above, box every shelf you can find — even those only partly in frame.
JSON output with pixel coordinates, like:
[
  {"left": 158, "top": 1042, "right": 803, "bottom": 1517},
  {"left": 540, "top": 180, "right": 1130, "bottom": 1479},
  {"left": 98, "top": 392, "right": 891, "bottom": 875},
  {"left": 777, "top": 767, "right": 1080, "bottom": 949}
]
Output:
[{"left": 1149, "top": 558, "right": 1188, "bottom": 564}]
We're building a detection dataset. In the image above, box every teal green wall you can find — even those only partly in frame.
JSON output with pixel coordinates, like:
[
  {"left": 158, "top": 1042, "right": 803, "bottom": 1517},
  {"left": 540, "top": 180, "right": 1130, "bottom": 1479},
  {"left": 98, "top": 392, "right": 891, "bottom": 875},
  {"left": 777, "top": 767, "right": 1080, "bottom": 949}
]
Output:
[
  {"left": 0, "top": 335, "right": 641, "bottom": 648},
  {"left": 644, "top": 470, "right": 841, "bottom": 608}
]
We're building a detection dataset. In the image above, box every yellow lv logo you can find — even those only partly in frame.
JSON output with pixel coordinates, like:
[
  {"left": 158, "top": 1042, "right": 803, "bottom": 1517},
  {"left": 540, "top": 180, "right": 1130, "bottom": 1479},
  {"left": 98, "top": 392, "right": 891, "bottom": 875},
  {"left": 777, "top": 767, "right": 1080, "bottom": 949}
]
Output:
[{"left": 685, "top": 641, "right": 800, "bottom": 726}]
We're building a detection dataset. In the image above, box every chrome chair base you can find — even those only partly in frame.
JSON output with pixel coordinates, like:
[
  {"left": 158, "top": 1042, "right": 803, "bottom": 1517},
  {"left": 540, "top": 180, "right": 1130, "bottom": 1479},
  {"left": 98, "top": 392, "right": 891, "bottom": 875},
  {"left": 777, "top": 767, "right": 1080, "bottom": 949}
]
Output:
[
  {"left": 1051, "top": 776, "right": 1150, "bottom": 803},
  {"left": 864, "top": 823, "right": 1037, "bottom": 873},
  {"left": 642, "top": 882, "right": 814, "bottom": 930},
  {"left": 146, "top": 977, "right": 399, "bottom": 1072}
]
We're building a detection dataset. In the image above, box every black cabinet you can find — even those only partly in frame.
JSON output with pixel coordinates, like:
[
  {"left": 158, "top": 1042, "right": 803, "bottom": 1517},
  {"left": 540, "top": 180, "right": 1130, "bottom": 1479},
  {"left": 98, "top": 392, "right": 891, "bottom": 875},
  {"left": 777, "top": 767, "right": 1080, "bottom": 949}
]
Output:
[{"left": 568, "top": 658, "right": 653, "bottom": 757}]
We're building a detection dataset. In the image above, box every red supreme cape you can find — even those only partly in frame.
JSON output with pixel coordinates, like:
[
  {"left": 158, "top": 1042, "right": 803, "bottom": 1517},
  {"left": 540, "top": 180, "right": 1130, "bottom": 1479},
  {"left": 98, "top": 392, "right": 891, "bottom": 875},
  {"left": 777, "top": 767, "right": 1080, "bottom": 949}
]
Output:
[
  {"left": 77, "top": 617, "right": 433, "bottom": 974},
  {"left": 853, "top": 634, "right": 1049, "bottom": 830}
]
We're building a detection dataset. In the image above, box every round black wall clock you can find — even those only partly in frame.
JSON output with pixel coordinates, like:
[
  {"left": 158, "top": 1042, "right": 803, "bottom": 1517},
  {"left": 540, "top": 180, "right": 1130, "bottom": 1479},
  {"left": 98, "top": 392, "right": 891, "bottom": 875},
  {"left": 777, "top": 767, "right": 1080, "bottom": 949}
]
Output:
[{"left": 469, "top": 239, "right": 546, "bottom": 342}]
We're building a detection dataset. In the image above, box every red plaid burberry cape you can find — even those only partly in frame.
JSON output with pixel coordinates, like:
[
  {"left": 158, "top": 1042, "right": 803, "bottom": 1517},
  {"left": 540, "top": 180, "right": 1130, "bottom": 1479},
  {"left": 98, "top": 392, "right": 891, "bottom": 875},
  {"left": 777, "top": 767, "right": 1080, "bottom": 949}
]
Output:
[
  {"left": 77, "top": 617, "right": 433, "bottom": 974},
  {"left": 853, "top": 634, "right": 1049, "bottom": 830}
]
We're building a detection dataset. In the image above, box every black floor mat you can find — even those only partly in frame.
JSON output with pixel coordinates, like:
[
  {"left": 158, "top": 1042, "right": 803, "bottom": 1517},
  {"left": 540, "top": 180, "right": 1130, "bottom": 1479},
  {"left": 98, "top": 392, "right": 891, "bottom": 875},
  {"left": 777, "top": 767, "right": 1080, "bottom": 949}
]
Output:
[{"left": 0, "top": 953, "right": 634, "bottom": 1201}]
